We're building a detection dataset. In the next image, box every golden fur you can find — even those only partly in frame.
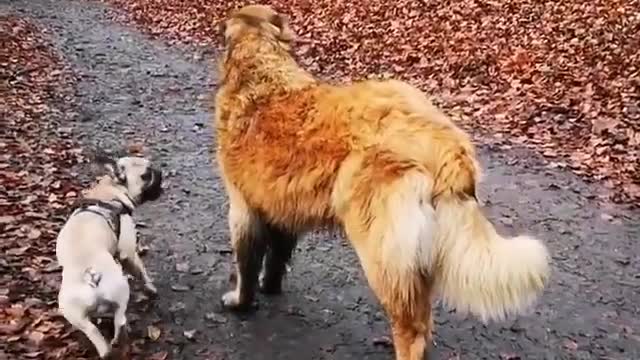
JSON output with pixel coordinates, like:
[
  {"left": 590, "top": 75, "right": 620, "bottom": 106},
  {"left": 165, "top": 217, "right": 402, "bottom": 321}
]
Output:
[{"left": 213, "top": 5, "right": 550, "bottom": 360}]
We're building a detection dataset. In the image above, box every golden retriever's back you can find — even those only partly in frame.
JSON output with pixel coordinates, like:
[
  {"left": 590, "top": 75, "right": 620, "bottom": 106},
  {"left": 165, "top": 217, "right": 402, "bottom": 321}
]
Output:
[
  {"left": 218, "top": 85, "right": 351, "bottom": 229},
  {"left": 218, "top": 78, "right": 478, "bottom": 228}
]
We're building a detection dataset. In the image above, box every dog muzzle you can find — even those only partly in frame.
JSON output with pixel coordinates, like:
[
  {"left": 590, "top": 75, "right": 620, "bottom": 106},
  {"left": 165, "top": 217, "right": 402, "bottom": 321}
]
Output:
[{"left": 141, "top": 168, "right": 163, "bottom": 203}]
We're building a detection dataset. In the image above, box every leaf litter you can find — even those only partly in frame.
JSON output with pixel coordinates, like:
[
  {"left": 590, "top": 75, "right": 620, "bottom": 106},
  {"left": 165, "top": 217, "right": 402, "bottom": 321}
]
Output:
[
  {"left": 0, "top": 15, "right": 90, "bottom": 360},
  {"left": 1, "top": 11, "right": 168, "bottom": 357},
  {"left": 3, "top": 1, "right": 639, "bottom": 358},
  {"left": 100, "top": 0, "right": 640, "bottom": 206}
]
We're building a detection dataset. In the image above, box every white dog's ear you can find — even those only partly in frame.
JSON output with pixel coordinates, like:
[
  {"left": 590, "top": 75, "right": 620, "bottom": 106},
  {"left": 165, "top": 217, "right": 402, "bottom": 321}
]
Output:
[{"left": 94, "top": 152, "right": 124, "bottom": 182}]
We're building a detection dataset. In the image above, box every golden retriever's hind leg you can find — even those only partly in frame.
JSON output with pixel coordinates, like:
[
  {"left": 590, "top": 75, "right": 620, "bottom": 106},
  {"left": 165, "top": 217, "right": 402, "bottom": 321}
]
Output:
[
  {"left": 389, "top": 301, "right": 433, "bottom": 360},
  {"left": 339, "top": 163, "right": 436, "bottom": 360},
  {"left": 259, "top": 224, "right": 298, "bottom": 295},
  {"left": 344, "top": 221, "right": 433, "bottom": 360},
  {"left": 221, "top": 195, "right": 267, "bottom": 311},
  {"left": 358, "top": 263, "right": 433, "bottom": 360}
]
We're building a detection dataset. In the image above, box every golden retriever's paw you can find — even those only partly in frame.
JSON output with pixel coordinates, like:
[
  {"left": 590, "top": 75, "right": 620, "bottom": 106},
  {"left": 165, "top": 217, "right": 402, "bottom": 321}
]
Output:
[
  {"left": 221, "top": 289, "right": 242, "bottom": 307},
  {"left": 221, "top": 289, "right": 254, "bottom": 311}
]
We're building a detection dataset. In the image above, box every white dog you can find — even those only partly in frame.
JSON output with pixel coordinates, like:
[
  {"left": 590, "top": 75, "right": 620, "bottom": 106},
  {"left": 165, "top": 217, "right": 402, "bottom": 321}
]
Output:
[{"left": 56, "top": 155, "right": 163, "bottom": 358}]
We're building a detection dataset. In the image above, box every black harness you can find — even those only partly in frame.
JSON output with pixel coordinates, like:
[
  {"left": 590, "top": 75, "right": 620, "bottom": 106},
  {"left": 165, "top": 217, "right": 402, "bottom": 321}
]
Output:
[{"left": 71, "top": 198, "right": 134, "bottom": 240}]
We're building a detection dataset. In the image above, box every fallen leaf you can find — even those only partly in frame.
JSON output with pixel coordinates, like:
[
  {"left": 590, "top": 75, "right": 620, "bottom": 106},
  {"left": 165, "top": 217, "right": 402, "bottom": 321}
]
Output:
[
  {"left": 204, "top": 312, "right": 227, "bottom": 323},
  {"left": 170, "top": 284, "right": 190, "bottom": 292},
  {"left": 0, "top": 215, "right": 17, "bottom": 224},
  {"left": 563, "top": 339, "right": 579, "bottom": 351},
  {"left": 0, "top": 319, "right": 31, "bottom": 335},
  {"left": 175, "top": 262, "right": 190, "bottom": 273},
  {"left": 600, "top": 213, "right": 614, "bottom": 221},
  {"left": 169, "top": 302, "right": 186, "bottom": 313},
  {"left": 7, "top": 246, "right": 30, "bottom": 256},
  {"left": 147, "top": 325, "right": 162, "bottom": 341},
  {"left": 148, "top": 351, "right": 169, "bottom": 360},
  {"left": 27, "top": 330, "right": 46, "bottom": 345},
  {"left": 183, "top": 329, "right": 196, "bottom": 341},
  {"left": 500, "top": 352, "right": 521, "bottom": 360},
  {"left": 499, "top": 217, "right": 514, "bottom": 226},
  {"left": 27, "top": 229, "right": 42, "bottom": 240}
]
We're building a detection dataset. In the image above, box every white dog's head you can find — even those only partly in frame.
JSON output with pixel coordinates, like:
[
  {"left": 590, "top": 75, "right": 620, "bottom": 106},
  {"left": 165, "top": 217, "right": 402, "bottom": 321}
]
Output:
[{"left": 95, "top": 154, "right": 164, "bottom": 205}]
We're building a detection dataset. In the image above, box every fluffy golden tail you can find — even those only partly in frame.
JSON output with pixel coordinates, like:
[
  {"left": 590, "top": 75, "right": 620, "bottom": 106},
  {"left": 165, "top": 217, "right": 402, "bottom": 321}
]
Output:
[{"left": 433, "top": 195, "right": 550, "bottom": 322}]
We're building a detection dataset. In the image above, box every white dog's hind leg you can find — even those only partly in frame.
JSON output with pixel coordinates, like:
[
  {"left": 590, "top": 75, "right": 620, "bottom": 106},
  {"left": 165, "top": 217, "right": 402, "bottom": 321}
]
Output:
[
  {"left": 110, "top": 278, "right": 130, "bottom": 346},
  {"left": 111, "top": 304, "right": 127, "bottom": 345},
  {"left": 63, "top": 308, "right": 111, "bottom": 358}
]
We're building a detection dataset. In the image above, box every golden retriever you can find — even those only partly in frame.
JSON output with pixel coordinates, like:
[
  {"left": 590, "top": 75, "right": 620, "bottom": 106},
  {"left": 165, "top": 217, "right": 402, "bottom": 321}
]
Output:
[{"left": 212, "top": 5, "right": 550, "bottom": 360}]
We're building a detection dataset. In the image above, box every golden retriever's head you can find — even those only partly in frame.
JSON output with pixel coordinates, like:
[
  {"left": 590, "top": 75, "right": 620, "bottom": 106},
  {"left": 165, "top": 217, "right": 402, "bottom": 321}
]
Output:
[{"left": 219, "top": 5, "right": 294, "bottom": 47}]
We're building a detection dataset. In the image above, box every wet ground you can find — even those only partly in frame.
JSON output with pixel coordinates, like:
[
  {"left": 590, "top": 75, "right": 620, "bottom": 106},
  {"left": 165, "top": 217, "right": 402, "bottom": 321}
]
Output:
[{"left": 3, "top": 0, "right": 640, "bottom": 359}]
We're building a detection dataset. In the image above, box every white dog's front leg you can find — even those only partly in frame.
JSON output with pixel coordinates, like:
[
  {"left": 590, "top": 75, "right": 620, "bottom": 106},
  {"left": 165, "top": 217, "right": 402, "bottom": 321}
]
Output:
[
  {"left": 128, "top": 253, "right": 157, "bottom": 295},
  {"left": 119, "top": 215, "right": 157, "bottom": 295}
]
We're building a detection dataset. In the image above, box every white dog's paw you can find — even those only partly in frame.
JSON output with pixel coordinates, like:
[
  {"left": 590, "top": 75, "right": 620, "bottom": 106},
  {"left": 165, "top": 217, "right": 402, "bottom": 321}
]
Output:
[
  {"left": 97, "top": 345, "right": 112, "bottom": 359},
  {"left": 144, "top": 282, "right": 158, "bottom": 296}
]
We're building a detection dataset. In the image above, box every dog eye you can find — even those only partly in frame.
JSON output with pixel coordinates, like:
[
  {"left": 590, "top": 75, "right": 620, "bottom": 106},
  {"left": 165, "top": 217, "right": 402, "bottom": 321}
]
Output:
[{"left": 141, "top": 171, "right": 152, "bottom": 182}]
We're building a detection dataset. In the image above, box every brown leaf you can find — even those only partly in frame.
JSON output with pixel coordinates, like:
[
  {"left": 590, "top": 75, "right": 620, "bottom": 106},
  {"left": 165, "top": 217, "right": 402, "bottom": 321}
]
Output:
[
  {"left": 0, "top": 215, "right": 17, "bottom": 224},
  {"left": 27, "top": 228, "right": 42, "bottom": 240},
  {"left": 148, "top": 351, "right": 169, "bottom": 360},
  {"left": 500, "top": 352, "right": 521, "bottom": 360},
  {"left": 0, "top": 318, "right": 31, "bottom": 335},
  {"left": 27, "top": 330, "right": 46, "bottom": 345},
  {"left": 563, "top": 339, "right": 579, "bottom": 351},
  {"left": 147, "top": 325, "right": 162, "bottom": 341},
  {"left": 8, "top": 246, "right": 30, "bottom": 256},
  {"left": 175, "top": 262, "right": 190, "bottom": 273},
  {"left": 600, "top": 213, "right": 614, "bottom": 221}
]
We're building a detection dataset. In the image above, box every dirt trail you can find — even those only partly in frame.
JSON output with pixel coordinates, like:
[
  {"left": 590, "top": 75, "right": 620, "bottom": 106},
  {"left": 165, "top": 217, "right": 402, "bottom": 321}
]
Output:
[{"left": 3, "top": 0, "right": 640, "bottom": 359}]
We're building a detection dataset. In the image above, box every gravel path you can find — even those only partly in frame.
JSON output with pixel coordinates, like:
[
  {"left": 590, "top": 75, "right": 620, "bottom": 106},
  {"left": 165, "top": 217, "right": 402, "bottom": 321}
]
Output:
[{"left": 3, "top": 0, "right": 640, "bottom": 359}]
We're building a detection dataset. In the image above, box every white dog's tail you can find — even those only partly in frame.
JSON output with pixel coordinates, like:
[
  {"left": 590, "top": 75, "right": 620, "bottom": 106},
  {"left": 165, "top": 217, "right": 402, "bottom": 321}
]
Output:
[
  {"left": 83, "top": 268, "right": 103, "bottom": 288},
  {"left": 432, "top": 195, "right": 550, "bottom": 322}
]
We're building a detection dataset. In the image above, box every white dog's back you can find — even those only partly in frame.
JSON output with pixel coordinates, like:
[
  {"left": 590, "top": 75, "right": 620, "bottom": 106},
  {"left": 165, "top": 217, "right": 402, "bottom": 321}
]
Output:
[
  {"left": 56, "top": 210, "right": 129, "bottom": 316},
  {"left": 56, "top": 212, "right": 118, "bottom": 268}
]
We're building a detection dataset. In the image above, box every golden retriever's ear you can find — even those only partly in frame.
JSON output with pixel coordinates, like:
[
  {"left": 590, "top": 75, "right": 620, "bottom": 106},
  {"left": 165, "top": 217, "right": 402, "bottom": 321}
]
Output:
[
  {"left": 218, "top": 21, "right": 227, "bottom": 43},
  {"left": 269, "top": 13, "right": 294, "bottom": 42},
  {"left": 218, "top": 21, "right": 227, "bottom": 36}
]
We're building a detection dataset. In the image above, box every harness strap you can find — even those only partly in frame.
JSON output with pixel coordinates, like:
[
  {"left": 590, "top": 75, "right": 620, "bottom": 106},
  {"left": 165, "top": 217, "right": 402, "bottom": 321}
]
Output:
[{"left": 72, "top": 198, "right": 133, "bottom": 240}]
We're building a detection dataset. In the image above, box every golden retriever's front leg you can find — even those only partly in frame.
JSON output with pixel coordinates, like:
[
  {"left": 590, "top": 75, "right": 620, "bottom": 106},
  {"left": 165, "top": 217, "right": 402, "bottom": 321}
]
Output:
[
  {"left": 259, "top": 225, "right": 298, "bottom": 295},
  {"left": 221, "top": 190, "right": 266, "bottom": 311}
]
